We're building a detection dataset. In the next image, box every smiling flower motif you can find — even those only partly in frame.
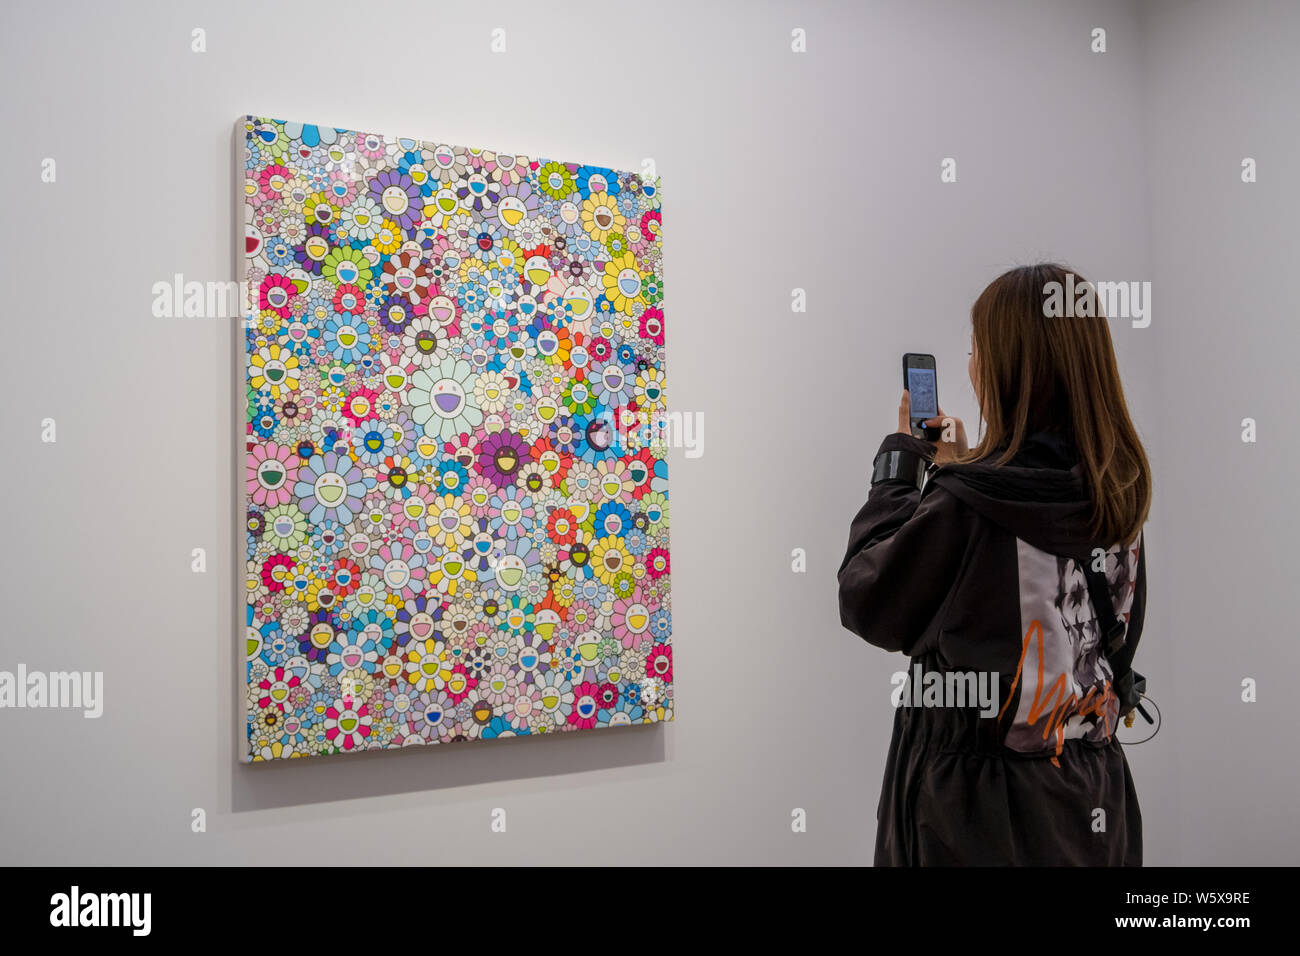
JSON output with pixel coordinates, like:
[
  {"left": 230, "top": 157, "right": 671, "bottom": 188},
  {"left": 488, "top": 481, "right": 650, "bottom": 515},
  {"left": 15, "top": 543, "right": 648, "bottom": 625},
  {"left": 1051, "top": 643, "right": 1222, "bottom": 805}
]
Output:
[
  {"left": 292, "top": 450, "right": 372, "bottom": 524},
  {"left": 258, "top": 666, "right": 302, "bottom": 713},
  {"left": 321, "top": 246, "right": 373, "bottom": 287},
  {"left": 250, "top": 344, "right": 300, "bottom": 399},
  {"left": 369, "top": 540, "right": 428, "bottom": 602},
  {"left": 611, "top": 588, "right": 653, "bottom": 650},
  {"left": 408, "top": 355, "right": 482, "bottom": 440},
  {"left": 600, "top": 253, "right": 645, "bottom": 315},
  {"left": 478, "top": 430, "right": 530, "bottom": 487},
  {"left": 369, "top": 169, "right": 424, "bottom": 230},
  {"left": 567, "top": 680, "right": 602, "bottom": 729},
  {"left": 405, "top": 637, "right": 453, "bottom": 693},
  {"left": 324, "top": 695, "right": 372, "bottom": 751},
  {"left": 323, "top": 314, "right": 372, "bottom": 363},
  {"left": 247, "top": 441, "right": 299, "bottom": 508},
  {"left": 259, "top": 274, "right": 299, "bottom": 318}
]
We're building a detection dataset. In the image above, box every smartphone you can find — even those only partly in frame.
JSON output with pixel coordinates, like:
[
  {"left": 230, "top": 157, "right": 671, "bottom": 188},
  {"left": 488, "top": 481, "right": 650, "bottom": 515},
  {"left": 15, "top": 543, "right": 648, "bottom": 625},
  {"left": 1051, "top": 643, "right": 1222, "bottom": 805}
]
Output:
[{"left": 902, "top": 353, "right": 941, "bottom": 440}]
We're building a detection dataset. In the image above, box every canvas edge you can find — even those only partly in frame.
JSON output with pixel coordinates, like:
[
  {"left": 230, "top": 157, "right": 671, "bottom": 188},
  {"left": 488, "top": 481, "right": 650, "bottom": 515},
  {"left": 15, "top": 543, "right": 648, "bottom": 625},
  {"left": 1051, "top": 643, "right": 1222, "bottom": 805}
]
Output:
[{"left": 235, "top": 115, "right": 254, "bottom": 764}]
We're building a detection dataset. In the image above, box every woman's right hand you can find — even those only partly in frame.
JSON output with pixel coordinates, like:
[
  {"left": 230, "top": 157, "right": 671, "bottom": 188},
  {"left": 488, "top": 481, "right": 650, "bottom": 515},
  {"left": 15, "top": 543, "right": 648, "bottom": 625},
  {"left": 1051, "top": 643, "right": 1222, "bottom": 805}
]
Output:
[{"left": 923, "top": 407, "right": 969, "bottom": 463}]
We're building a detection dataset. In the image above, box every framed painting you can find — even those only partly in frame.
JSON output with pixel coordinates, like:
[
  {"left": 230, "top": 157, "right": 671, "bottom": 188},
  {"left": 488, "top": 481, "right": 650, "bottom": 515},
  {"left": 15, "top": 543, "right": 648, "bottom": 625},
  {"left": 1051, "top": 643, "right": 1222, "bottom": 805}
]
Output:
[{"left": 240, "top": 116, "right": 670, "bottom": 761}]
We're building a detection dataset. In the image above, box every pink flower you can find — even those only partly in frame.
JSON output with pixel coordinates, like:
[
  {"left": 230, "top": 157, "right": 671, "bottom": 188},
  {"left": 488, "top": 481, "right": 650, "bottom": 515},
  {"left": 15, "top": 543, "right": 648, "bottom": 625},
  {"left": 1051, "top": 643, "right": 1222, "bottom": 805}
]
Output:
[
  {"left": 248, "top": 441, "right": 299, "bottom": 508},
  {"left": 568, "top": 680, "right": 602, "bottom": 729},
  {"left": 611, "top": 588, "right": 652, "bottom": 649},
  {"left": 368, "top": 540, "right": 427, "bottom": 602},
  {"left": 259, "top": 273, "right": 297, "bottom": 317},
  {"left": 645, "top": 547, "right": 670, "bottom": 579},
  {"left": 639, "top": 307, "right": 665, "bottom": 346},
  {"left": 646, "top": 644, "right": 673, "bottom": 684},
  {"left": 325, "top": 696, "right": 372, "bottom": 750},
  {"left": 258, "top": 164, "right": 291, "bottom": 200}
]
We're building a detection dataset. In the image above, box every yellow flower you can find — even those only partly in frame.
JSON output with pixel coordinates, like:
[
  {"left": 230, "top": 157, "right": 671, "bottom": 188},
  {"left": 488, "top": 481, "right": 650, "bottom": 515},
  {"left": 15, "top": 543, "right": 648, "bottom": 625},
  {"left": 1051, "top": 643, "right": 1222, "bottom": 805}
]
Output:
[
  {"left": 319, "top": 386, "right": 345, "bottom": 413},
  {"left": 250, "top": 344, "right": 300, "bottom": 399},
  {"left": 590, "top": 535, "right": 632, "bottom": 586},
  {"left": 582, "top": 193, "right": 625, "bottom": 241},
  {"left": 458, "top": 257, "right": 489, "bottom": 285},
  {"left": 635, "top": 367, "right": 666, "bottom": 411},
  {"left": 494, "top": 237, "right": 526, "bottom": 272},
  {"left": 429, "top": 493, "right": 473, "bottom": 548},
  {"left": 601, "top": 253, "right": 644, "bottom": 314},
  {"left": 405, "top": 637, "right": 452, "bottom": 692},
  {"left": 426, "top": 551, "right": 477, "bottom": 598},
  {"left": 257, "top": 308, "right": 283, "bottom": 336},
  {"left": 304, "top": 191, "right": 339, "bottom": 227},
  {"left": 551, "top": 580, "right": 576, "bottom": 608},
  {"left": 372, "top": 219, "right": 404, "bottom": 255}
]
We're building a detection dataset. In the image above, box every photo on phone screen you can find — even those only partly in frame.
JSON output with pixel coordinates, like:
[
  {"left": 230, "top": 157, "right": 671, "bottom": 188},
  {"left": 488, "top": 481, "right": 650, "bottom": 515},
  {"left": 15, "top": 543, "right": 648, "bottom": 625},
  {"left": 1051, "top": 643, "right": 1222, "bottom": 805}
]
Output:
[{"left": 906, "top": 366, "right": 938, "bottom": 421}]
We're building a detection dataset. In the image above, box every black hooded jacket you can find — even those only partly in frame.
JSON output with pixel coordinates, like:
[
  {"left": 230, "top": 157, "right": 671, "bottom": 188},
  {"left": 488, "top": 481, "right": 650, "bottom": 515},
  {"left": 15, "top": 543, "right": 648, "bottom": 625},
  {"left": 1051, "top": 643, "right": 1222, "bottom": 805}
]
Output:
[{"left": 837, "top": 430, "right": 1147, "bottom": 866}]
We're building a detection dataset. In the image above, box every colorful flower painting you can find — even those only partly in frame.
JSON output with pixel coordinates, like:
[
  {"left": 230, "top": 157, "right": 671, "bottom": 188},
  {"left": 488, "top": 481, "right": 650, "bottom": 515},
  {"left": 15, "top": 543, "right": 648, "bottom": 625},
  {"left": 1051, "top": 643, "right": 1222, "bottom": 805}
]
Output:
[{"left": 240, "top": 116, "right": 670, "bottom": 761}]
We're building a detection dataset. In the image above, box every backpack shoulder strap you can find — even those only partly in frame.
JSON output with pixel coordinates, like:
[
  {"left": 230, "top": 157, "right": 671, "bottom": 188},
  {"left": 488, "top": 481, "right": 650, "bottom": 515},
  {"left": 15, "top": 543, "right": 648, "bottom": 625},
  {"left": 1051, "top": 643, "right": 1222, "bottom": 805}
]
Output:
[
  {"left": 1080, "top": 536, "right": 1146, "bottom": 717},
  {"left": 1081, "top": 553, "right": 1127, "bottom": 655}
]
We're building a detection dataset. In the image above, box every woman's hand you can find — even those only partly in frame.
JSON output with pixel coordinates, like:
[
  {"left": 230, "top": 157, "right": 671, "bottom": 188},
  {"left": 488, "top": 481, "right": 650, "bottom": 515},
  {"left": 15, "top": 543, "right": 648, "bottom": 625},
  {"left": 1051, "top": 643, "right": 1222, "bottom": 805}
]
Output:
[
  {"left": 896, "top": 391, "right": 969, "bottom": 464},
  {"left": 896, "top": 390, "right": 917, "bottom": 437},
  {"left": 926, "top": 406, "right": 969, "bottom": 463}
]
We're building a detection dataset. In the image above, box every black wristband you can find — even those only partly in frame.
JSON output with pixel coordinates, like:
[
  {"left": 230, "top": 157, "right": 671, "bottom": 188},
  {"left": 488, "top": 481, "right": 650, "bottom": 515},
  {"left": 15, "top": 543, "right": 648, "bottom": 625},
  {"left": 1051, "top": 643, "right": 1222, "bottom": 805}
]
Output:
[{"left": 871, "top": 448, "right": 928, "bottom": 489}]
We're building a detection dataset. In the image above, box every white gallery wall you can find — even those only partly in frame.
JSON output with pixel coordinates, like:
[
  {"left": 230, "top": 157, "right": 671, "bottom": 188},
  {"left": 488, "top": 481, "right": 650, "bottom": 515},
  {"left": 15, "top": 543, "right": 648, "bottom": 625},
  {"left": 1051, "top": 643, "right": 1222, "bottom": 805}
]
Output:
[
  {"left": 0, "top": 0, "right": 1293, "bottom": 864},
  {"left": 1137, "top": 0, "right": 1300, "bottom": 864}
]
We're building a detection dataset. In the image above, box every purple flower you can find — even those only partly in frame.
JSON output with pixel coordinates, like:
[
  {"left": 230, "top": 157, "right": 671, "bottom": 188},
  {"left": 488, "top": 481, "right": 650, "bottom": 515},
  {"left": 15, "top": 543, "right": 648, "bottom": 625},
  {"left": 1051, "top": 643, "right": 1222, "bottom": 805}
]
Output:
[
  {"left": 478, "top": 431, "right": 529, "bottom": 487},
  {"left": 293, "top": 450, "right": 372, "bottom": 523},
  {"left": 296, "top": 223, "right": 332, "bottom": 275},
  {"left": 369, "top": 169, "right": 423, "bottom": 230}
]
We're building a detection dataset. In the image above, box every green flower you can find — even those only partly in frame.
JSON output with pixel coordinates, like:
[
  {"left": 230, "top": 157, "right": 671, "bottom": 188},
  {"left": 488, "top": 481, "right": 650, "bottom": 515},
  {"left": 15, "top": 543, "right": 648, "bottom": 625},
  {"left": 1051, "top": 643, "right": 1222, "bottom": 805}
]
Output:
[
  {"left": 562, "top": 378, "right": 597, "bottom": 416},
  {"left": 537, "top": 161, "right": 575, "bottom": 200},
  {"left": 322, "top": 247, "right": 373, "bottom": 287},
  {"left": 640, "top": 274, "right": 663, "bottom": 306},
  {"left": 611, "top": 572, "right": 636, "bottom": 599}
]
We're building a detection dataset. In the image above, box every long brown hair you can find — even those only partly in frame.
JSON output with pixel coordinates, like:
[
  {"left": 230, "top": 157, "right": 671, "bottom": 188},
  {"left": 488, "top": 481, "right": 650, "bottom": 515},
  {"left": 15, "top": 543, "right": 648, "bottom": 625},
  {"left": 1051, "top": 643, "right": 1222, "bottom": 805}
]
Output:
[{"left": 959, "top": 263, "right": 1151, "bottom": 546}]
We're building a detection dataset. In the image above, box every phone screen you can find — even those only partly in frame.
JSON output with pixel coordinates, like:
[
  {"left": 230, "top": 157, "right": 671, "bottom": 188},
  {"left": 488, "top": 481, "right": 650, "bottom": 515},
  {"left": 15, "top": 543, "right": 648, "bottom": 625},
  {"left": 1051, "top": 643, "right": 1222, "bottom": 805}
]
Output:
[{"left": 906, "top": 366, "right": 938, "bottom": 421}]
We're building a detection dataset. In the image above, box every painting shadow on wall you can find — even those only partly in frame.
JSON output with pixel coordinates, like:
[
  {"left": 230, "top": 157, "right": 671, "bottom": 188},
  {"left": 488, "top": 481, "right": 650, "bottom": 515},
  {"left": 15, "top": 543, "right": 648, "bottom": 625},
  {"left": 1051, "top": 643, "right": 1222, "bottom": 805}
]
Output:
[{"left": 232, "top": 720, "right": 667, "bottom": 812}]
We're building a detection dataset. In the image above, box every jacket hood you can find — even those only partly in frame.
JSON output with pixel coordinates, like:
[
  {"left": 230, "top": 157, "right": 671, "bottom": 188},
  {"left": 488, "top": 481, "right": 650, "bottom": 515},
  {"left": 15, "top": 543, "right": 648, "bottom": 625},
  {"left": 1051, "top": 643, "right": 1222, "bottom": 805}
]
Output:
[{"left": 929, "top": 430, "right": 1098, "bottom": 557}]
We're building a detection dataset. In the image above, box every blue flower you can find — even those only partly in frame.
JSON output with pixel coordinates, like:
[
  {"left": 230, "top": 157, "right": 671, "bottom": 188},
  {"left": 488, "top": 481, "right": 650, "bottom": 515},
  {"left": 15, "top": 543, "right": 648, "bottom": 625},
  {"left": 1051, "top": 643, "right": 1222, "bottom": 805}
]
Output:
[
  {"left": 251, "top": 404, "right": 278, "bottom": 439},
  {"left": 310, "top": 520, "right": 345, "bottom": 557},
  {"left": 624, "top": 529, "right": 648, "bottom": 556},
  {"left": 283, "top": 122, "right": 339, "bottom": 149},
  {"left": 483, "top": 716, "right": 529, "bottom": 738},
  {"left": 437, "top": 460, "right": 469, "bottom": 495},
  {"left": 649, "top": 609, "right": 671, "bottom": 641},
  {"left": 323, "top": 314, "right": 372, "bottom": 362},
  {"left": 574, "top": 165, "right": 621, "bottom": 200},
  {"left": 264, "top": 236, "right": 294, "bottom": 267},
  {"left": 591, "top": 501, "right": 632, "bottom": 538}
]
